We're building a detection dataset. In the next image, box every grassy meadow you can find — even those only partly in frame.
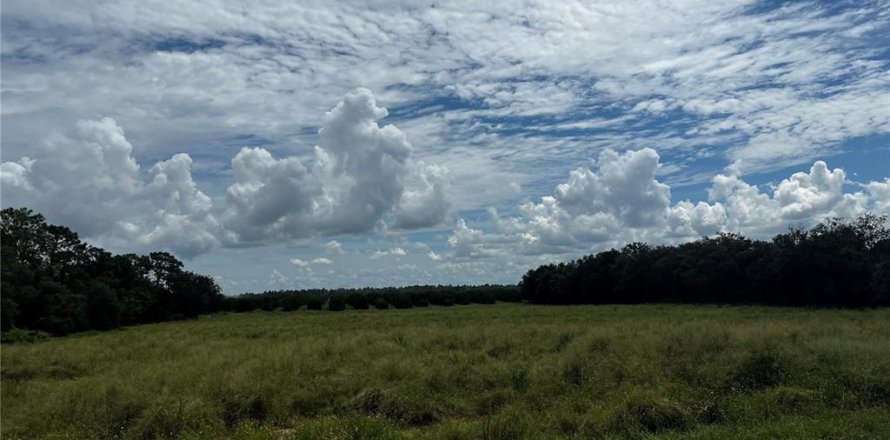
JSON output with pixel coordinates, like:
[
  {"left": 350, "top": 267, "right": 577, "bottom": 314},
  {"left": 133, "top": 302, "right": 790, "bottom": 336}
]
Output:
[{"left": 2, "top": 303, "right": 890, "bottom": 439}]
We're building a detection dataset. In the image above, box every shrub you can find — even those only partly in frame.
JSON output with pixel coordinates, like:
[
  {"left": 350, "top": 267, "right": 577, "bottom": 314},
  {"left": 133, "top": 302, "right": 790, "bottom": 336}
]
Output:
[
  {"left": 281, "top": 296, "right": 304, "bottom": 311},
  {"left": 409, "top": 292, "right": 429, "bottom": 307},
  {"left": 1, "top": 328, "right": 50, "bottom": 344},
  {"left": 347, "top": 293, "right": 370, "bottom": 310},
  {"left": 454, "top": 293, "right": 472, "bottom": 305},
  {"left": 429, "top": 292, "right": 455, "bottom": 306},
  {"left": 383, "top": 292, "right": 413, "bottom": 309},
  {"left": 372, "top": 297, "right": 390, "bottom": 310},
  {"left": 469, "top": 291, "right": 496, "bottom": 304},
  {"left": 259, "top": 301, "right": 276, "bottom": 312},
  {"left": 328, "top": 295, "right": 347, "bottom": 312},
  {"left": 306, "top": 297, "right": 325, "bottom": 310}
]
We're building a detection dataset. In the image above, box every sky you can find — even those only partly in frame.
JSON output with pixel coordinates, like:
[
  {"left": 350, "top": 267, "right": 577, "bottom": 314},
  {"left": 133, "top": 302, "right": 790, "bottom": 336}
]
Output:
[{"left": 2, "top": 0, "right": 889, "bottom": 294}]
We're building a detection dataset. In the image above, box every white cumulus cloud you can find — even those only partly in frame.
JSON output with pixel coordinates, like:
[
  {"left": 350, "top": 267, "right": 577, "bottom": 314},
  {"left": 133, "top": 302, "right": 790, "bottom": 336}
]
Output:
[
  {"left": 0, "top": 89, "right": 451, "bottom": 257},
  {"left": 443, "top": 149, "right": 890, "bottom": 260}
]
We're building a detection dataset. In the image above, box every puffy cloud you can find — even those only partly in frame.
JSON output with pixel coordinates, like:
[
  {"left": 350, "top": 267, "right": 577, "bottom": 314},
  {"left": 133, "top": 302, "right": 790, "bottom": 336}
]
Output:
[
  {"left": 324, "top": 240, "right": 344, "bottom": 255},
  {"left": 223, "top": 146, "right": 319, "bottom": 243},
  {"left": 290, "top": 258, "right": 310, "bottom": 268},
  {"left": 868, "top": 179, "right": 890, "bottom": 215},
  {"left": 460, "top": 148, "right": 671, "bottom": 254},
  {"left": 696, "top": 161, "right": 869, "bottom": 236},
  {"left": 0, "top": 89, "right": 451, "bottom": 257},
  {"left": 290, "top": 257, "right": 333, "bottom": 267},
  {"left": 667, "top": 201, "right": 728, "bottom": 238},
  {"left": 553, "top": 148, "right": 670, "bottom": 227},
  {"left": 393, "top": 163, "right": 451, "bottom": 230},
  {"left": 370, "top": 247, "right": 408, "bottom": 260},
  {"left": 444, "top": 149, "right": 889, "bottom": 260},
  {"left": 0, "top": 117, "right": 218, "bottom": 256},
  {"left": 774, "top": 161, "right": 846, "bottom": 219},
  {"left": 222, "top": 88, "right": 451, "bottom": 242}
]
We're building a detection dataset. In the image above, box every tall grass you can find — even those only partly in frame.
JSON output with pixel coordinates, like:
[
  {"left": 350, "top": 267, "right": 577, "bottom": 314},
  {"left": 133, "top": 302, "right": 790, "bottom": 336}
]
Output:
[{"left": 2, "top": 304, "right": 889, "bottom": 439}]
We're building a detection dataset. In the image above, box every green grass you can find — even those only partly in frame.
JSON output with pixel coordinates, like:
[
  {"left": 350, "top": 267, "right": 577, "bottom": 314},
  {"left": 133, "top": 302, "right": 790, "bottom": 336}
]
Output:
[{"left": 2, "top": 304, "right": 889, "bottom": 439}]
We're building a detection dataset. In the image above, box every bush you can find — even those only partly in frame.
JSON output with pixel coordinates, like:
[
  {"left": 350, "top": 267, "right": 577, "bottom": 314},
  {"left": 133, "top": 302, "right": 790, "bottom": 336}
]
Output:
[
  {"left": 468, "top": 290, "right": 496, "bottom": 304},
  {"left": 429, "top": 292, "right": 455, "bottom": 307},
  {"left": 259, "top": 301, "right": 276, "bottom": 312},
  {"left": 372, "top": 297, "right": 390, "bottom": 310},
  {"left": 347, "top": 293, "right": 370, "bottom": 310},
  {"left": 454, "top": 293, "right": 472, "bottom": 305},
  {"left": 1, "top": 328, "right": 50, "bottom": 344},
  {"left": 409, "top": 292, "right": 429, "bottom": 307},
  {"left": 383, "top": 292, "right": 413, "bottom": 309},
  {"left": 281, "top": 296, "right": 304, "bottom": 311},
  {"left": 328, "top": 295, "right": 346, "bottom": 312},
  {"left": 306, "top": 297, "right": 325, "bottom": 310}
]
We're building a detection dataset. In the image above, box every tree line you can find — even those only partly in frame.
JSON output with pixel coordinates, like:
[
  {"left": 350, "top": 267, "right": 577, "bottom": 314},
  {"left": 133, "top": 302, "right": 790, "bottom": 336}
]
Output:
[
  {"left": 520, "top": 214, "right": 890, "bottom": 307},
  {"left": 1, "top": 208, "right": 223, "bottom": 335},
  {"left": 222, "top": 285, "right": 521, "bottom": 312},
  {"left": 5, "top": 206, "right": 886, "bottom": 336}
]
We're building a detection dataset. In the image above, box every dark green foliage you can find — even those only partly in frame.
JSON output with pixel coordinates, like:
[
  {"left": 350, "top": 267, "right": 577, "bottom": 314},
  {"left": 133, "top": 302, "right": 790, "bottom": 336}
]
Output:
[
  {"left": 281, "top": 295, "right": 305, "bottom": 311},
  {"left": 521, "top": 214, "right": 890, "bottom": 307},
  {"left": 454, "top": 293, "right": 471, "bottom": 305},
  {"left": 328, "top": 295, "right": 347, "bottom": 311},
  {"left": 85, "top": 281, "right": 121, "bottom": 330},
  {"left": 0, "top": 328, "right": 50, "bottom": 343},
  {"left": 1, "top": 208, "right": 223, "bottom": 335},
  {"left": 372, "top": 297, "right": 390, "bottom": 310},
  {"left": 429, "top": 291, "right": 455, "bottom": 306},
  {"left": 409, "top": 292, "right": 429, "bottom": 307},
  {"left": 731, "top": 350, "right": 789, "bottom": 391},
  {"left": 306, "top": 296, "right": 325, "bottom": 310},
  {"left": 220, "top": 285, "right": 519, "bottom": 313},
  {"left": 347, "top": 293, "right": 370, "bottom": 310},
  {"left": 383, "top": 291, "right": 413, "bottom": 309},
  {"left": 614, "top": 398, "right": 691, "bottom": 433}
]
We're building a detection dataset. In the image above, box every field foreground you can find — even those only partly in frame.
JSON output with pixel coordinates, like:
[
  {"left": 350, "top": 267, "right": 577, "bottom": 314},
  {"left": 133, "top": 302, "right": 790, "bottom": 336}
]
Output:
[{"left": 2, "top": 304, "right": 889, "bottom": 439}]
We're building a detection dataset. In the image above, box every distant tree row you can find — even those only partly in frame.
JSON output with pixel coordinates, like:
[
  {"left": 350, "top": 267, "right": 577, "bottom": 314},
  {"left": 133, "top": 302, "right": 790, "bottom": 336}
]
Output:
[
  {"left": 222, "top": 285, "right": 521, "bottom": 312},
  {"left": 521, "top": 215, "right": 890, "bottom": 307},
  {"left": 1, "top": 208, "right": 223, "bottom": 334}
]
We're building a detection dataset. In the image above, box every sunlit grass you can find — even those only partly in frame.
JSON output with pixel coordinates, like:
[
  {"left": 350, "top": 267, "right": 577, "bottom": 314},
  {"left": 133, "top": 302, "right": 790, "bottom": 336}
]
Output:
[{"left": 2, "top": 304, "right": 889, "bottom": 439}]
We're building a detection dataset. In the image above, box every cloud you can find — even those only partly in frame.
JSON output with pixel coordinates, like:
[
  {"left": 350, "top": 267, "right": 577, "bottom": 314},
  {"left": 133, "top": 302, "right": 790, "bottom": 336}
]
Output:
[
  {"left": 3, "top": 1, "right": 887, "bottom": 217},
  {"left": 443, "top": 149, "right": 889, "bottom": 260},
  {"left": 0, "top": 117, "right": 218, "bottom": 256},
  {"left": 1, "top": 89, "right": 450, "bottom": 257},
  {"left": 223, "top": 88, "right": 451, "bottom": 243},
  {"left": 370, "top": 247, "right": 408, "bottom": 260},
  {"left": 324, "top": 240, "right": 344, "bottom": 254},
  {"left": 291, "top": 257, "right": 333, "bottom": 267},
  {"left": 868, "top": 179, "right": 890, "bottom": 215},
  {"left": 2, "top": 1, "right": 889, "bottom": 291}
]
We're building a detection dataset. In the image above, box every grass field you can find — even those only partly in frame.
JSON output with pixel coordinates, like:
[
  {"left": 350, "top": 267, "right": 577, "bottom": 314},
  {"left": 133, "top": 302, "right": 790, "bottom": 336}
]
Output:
[{"left": 2, "top": 304, "right": 890, "bottom": 439}]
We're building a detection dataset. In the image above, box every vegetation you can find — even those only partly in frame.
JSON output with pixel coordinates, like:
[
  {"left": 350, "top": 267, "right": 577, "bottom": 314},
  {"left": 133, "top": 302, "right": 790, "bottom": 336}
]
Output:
[
  {"left": 1, "top": 207, "right": 223, "bottom": 335},
  {"left": 3, "top": 304, "right": 889, "bottom": 439},
  {"left": 221, "top": 285, "right": 520, "bottom": 313},
  {"left": 521, "top": 214, "right": 890, "bottom": 307}
]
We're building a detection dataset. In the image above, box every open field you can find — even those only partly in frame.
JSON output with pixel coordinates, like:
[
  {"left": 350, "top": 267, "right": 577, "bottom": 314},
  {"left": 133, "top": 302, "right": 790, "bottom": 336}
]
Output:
[{"left": 2, "top": 304, "right": 890, "bottom": 439}]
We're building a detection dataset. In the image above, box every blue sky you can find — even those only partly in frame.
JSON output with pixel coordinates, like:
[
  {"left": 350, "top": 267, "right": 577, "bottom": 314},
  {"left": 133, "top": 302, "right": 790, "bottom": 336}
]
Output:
[{"left": 2, "top": 0, "right": 889, "bottom": 293}]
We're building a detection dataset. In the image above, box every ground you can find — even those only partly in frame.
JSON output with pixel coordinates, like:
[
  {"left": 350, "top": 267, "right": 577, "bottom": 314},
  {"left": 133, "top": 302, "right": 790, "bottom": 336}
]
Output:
[{"left": 2, "top": 304, "right": 889, "bottom": 439}]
